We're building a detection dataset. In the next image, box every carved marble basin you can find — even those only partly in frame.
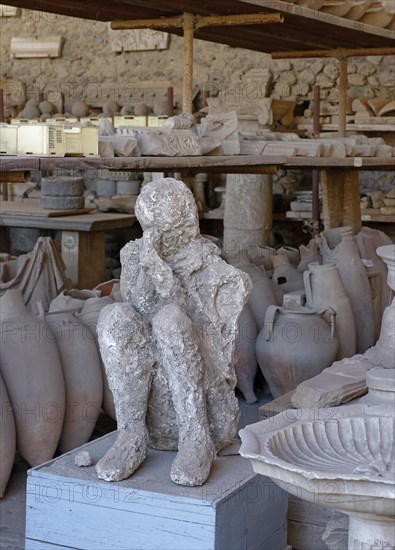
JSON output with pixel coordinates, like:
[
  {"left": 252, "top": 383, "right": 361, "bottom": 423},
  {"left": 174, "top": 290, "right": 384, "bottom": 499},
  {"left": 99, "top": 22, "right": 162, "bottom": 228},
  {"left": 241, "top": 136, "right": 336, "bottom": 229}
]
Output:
[{"left": 240, "top": 404, "right": 395, "bottom": 549}]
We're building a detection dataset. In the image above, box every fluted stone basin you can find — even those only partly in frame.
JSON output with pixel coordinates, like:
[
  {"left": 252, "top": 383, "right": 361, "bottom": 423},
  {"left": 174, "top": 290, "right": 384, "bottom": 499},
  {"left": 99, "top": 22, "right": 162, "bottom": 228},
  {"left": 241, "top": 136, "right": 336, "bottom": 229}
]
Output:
[{"left": 240, "top": 404, "right": 395, "bottom": 549}]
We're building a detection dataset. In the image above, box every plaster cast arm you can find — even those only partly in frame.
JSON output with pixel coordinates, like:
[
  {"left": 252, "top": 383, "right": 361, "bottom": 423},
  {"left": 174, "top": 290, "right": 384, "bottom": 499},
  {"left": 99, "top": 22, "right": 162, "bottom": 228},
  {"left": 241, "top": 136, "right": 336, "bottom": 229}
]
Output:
[{"left": 139, "top": 227, "right": 183, "bottom": 300}]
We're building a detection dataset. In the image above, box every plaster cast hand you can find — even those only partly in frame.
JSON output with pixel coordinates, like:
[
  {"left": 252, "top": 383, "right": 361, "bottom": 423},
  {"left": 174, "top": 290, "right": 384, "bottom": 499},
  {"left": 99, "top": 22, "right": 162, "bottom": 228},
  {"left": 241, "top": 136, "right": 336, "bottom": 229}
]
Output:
[{"left": 140, "top": 227, "right": 181, "bottom": 300}]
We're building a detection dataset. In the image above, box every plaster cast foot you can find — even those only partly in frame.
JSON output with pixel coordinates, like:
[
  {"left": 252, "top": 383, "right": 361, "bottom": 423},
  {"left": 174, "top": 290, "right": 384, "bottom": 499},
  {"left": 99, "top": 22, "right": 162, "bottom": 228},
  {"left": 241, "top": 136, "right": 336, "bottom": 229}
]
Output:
[
  {"left": 170, "top": 438, "right": 216, "bottom": 486},
  {"left": 95, "top": 429, "right": 147, "bottom": 482}
]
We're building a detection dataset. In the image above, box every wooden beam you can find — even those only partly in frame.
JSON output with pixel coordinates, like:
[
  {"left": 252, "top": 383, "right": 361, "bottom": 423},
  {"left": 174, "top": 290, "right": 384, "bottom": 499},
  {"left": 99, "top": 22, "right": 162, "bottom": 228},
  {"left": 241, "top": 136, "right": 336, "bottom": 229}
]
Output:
[
  {"left": 338, "top": 57, "right": 348, "bottom": 137},
  {"left": 111, "top": 11, "right": 283, "bottom": 30},
  {"left": 183, "top": 12, "right": 195, "bottom": 114},
  {"left": 111, "top": 15, "right": 184, "bottom": 30},
  {"left": 272, "top": 47, "right": 395, "bottom": 59}
]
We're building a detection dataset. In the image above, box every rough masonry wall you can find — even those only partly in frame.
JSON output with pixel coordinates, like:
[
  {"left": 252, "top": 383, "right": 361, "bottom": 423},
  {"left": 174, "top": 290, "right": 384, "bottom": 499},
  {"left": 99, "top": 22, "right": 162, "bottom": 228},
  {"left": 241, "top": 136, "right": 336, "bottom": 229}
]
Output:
[{"left": 0, "top": 9, "right": 394, "bottom": 111}]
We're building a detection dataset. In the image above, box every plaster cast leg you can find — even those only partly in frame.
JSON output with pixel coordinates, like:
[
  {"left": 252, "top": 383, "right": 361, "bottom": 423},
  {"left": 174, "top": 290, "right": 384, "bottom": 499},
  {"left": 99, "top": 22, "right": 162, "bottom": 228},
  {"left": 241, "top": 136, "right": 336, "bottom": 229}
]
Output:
[
  {"left": 95, "top": 303, "right": 153, "bottom": 482},
  {"left": 152, "top": 304, "right": 216, "bottom": 486},
  {"left": 205, "top": 381, "right": 240, "bottom": 452}
]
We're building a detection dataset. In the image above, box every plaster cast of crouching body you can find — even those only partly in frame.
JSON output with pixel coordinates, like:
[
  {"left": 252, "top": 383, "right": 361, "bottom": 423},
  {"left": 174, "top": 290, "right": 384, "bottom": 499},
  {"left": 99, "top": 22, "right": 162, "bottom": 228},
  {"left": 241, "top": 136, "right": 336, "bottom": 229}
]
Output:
[{"left": 95, "top": 178, "right": 251, "bottom": 486}]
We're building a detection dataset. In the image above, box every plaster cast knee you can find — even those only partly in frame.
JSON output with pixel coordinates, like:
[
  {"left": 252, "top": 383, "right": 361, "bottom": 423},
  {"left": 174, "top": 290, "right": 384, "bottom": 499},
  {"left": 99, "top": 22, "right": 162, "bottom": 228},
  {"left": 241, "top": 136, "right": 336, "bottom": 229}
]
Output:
[{"left": 152, "top": 304, "right": 194, "bottom": 341}]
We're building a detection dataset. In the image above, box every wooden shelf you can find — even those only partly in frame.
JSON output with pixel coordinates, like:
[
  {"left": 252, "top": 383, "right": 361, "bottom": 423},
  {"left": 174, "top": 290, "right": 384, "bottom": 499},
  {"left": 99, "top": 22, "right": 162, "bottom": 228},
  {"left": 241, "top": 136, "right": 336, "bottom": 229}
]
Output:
[
  {"left": 1, "top": 155, "right": 394, "bottom": 173},
  {"left": 297, "top": 123, "right": 395, "bottom": 132}
]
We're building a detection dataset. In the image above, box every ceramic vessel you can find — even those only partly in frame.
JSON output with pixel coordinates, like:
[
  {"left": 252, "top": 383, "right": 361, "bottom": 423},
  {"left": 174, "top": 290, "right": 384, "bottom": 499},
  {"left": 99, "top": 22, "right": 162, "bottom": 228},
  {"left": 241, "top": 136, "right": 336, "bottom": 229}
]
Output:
[
  {"left": 356, "top": 226, "right": 392, "bottom": 321},
  {"left": 256, "top": 305, "right": 338, "bottom": 398},
  {"left": 245, "top": 245, "right": 277, "bottom": 271},
  {"left": 377, "top": 244, "right": 395, "bottom": 292},
  {"left": 76, "top": 295, "right": 116, "bottom": 420},
  {"left": 319, "top": 231, "right": 375, "bottom": 354},
  {"left": 235, "top": 262, "right": 277, "bottom": 330},
  {"left": 44, "top": 310, "right": 103, "bottom": 453},
  {"left": 49, "top": 289, "right": 100, "bottom": 313},
  {"left": 235, "top": 305, "right": 259, "bottom": 404},
  {"left": 275, "top": 246, "right": 300, "bottom": 268},
  {"left": 0, "top": 289, "right": 65, "bottom": 466},
  {"left": 304, "top": 262, "right": 356, "bottom": 359},
  {"left": 0, "top": 373, "right": 16, "bottom": 498},
  {"left": 272, "top": 254, "right": 304, "bottom": 293},
  {"left": 297, "top": 239, "right": 321, "bottom": 272}
]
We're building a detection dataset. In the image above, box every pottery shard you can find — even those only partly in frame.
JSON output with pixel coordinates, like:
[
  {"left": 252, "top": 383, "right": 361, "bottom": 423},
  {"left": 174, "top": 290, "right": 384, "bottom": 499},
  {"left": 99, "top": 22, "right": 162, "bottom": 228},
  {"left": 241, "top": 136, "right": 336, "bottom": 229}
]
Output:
[
  {"left": 41, "top": 177, "right": 84, "bottom": 197},
  {"left": 41, "top": 196, "right": 85, "bottom": 210}
]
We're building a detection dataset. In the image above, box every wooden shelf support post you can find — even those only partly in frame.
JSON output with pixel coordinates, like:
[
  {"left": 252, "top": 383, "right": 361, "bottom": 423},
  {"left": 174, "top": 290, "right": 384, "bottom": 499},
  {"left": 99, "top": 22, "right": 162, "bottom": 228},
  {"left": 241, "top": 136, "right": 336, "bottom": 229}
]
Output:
[
  {"left": 338, "top": 56, "right": 348, "bottom": 138},
  {"left": 183, "top": 12, "right": 195, "bottom": 114},
  {"left": 321, "top": 169, "right": 362, "bottom": 234}
]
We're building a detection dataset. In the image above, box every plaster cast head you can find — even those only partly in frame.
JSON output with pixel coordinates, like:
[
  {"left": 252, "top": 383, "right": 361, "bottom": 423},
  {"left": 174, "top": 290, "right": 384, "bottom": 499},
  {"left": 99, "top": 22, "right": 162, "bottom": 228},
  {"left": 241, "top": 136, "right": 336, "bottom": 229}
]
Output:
[{"left": 135, "top": 178, "right": 199, "bottom": 240}]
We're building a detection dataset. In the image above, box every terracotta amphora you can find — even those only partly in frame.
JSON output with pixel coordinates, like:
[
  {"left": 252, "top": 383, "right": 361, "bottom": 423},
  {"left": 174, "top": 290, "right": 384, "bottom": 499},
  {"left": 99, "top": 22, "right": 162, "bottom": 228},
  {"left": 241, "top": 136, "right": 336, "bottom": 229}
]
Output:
[
  {"left": 76, "top": 296, "right": 116, "bottom": 420},
  {"left": 319, "top": 231, "right": 375, "bottom": 353},
  {"left": 297, "top": 239, "right": 321, "bottom": 272},
  {"left": 234, "top": 305, "right": 259, "bottom": 404},
  {"left": 49, "top": 289, "right": 100, "bottom": 313},
  {"left": 276, "top": 246, "right": 301, "bottom": 268},
  {"left": 304, "top": 263, "right": 356, "bottom": 360},
  {"left": 272, "top": 254, "right": 304, "bottom": 293},
  {"left": 43, "top": 309, "right": 103, "bottom": 453},
  {"left": 234, "top": 261, "right": 277, "bottom": 330},
  {"left": 356, "top": 226, "right": 392, "bottom": 314},
  {"left": 256, "top": 305, "right": 338, "bottom": 398},
  {"left": 0, "top": 289, "right": 65, "bottom": 466},
  {"left": 0, "top": 373, "right": 16, "bottom": 498}
]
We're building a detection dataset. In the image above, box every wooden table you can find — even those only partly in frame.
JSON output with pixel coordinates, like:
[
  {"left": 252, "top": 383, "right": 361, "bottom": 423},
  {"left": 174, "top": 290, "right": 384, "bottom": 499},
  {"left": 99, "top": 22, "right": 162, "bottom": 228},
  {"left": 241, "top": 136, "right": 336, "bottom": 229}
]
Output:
[{"left": 0, "top": 201, "right": 136, "bottom": 289}]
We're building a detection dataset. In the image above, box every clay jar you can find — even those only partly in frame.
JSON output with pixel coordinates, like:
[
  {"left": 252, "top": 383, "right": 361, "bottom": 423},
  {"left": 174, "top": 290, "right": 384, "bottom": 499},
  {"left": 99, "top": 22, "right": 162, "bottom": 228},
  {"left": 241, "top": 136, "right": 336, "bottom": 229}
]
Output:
[
  {"left": 0, "top": 289, "right": 65, "bottom": 466},
  {"left": 304, "top": 263, "right": 356, "bottom": 360},
  {"left": 234, "top": 305, "right": 259, "bottom": 404},
  {"left": 272, "top": 254, "right": 304, "bottom": 293},
  {"left": 0, "top": 373, "right": 16, "bottom": 498},
  {"left": 297, "top": 239, "right": 321, "bottom": 273},
  {"left": 76, "top": 295, "right": 116, "bottom": 420},
  {"left": 43, "top": 310, "right": 103, "bottom": 453},
  {"left": 235, "top": 262, "right": 277, "bottom": 330},
  {"left": 276, "top": 246, "right": 300, "bottom": 268},
  {"left": 49, "top": 289, "right": 100, "bottom": 313},
  {"left": 256, "top": 305, "right": 338, "bottom": 398},
  {"left": 356, "top": 227, "right": 393, "bottom": 314},
  {"left": 232, "top": 261, "right": 277, "bottom": 403},
  {"left": 319, "top": 230, "right": 375, "bottom": 354}
]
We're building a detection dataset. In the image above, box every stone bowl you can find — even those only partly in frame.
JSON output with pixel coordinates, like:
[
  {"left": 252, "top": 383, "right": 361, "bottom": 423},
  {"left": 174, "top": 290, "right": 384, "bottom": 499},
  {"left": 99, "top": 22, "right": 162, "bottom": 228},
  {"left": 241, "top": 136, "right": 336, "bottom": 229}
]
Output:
[{"left": 239, "top": 404, "right": 395, "bottom": 519}]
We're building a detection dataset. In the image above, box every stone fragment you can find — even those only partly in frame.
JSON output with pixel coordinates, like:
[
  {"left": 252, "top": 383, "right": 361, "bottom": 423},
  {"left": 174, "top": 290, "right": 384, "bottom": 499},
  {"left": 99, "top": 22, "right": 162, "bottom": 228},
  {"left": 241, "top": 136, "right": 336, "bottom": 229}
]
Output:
[
  {"left": 348, "top": 74, "right": 367, "bottom": 87},
  {"left": 71, "top": 100, "right": 89, "bottom": 117},
  {"left": 41, "top": 176, "right": 84, "bottom": 197},
  {"left": 276, "top": 60, "right": 292, "bottom": 72},
  {"left": 298, "top": 69, "right": 315, "bottom": 85},
  {"left": 75, "top": 451, "right": 94, "bottom": 467},
  {"left": 41, "top": 196, "right": 85, "bottom": 210},
  {"left": 323, "top": 63, "right": 339, "bottom": 81},
  {"left": 99, "top": 136, "right": 140, "bottom": 157},
  {"left": 310, "top": 60, "right": 324, "bottom": 75},
  {"left": 137, "top": 129, "right": 202, "bottom": 156},
  {"left": 316, "top": 73, "right": 334, "bottom": 89}
]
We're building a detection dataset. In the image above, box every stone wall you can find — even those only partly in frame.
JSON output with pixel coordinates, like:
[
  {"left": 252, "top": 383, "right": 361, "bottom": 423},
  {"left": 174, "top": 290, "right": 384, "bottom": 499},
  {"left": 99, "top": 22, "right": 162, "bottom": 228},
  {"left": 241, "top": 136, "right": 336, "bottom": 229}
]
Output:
[{"left": 1, "top": 9, "right": 394, "bottom": 111}]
